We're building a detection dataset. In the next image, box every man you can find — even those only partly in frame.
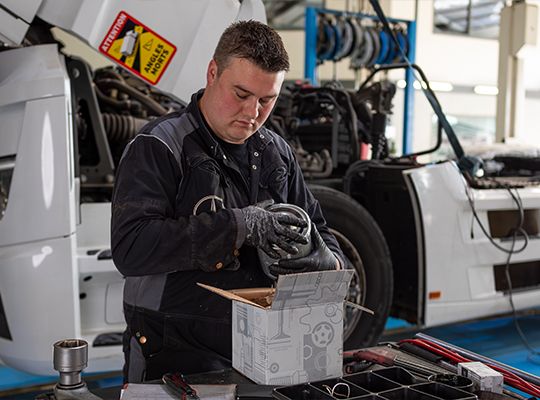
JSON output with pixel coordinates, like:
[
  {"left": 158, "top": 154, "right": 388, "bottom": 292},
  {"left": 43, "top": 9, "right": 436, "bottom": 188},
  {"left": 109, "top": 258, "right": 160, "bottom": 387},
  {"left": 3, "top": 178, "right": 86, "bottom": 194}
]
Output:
[{"left": 111, "top": 20, "right": 345, "bottom": 383}]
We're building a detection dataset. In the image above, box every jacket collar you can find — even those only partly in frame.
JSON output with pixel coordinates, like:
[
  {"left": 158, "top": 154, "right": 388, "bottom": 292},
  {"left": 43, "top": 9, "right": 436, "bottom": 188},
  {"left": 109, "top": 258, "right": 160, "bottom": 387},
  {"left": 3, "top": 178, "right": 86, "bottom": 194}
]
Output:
[{"left": 187, "top": 89, "right": 220, "bottom": 158}]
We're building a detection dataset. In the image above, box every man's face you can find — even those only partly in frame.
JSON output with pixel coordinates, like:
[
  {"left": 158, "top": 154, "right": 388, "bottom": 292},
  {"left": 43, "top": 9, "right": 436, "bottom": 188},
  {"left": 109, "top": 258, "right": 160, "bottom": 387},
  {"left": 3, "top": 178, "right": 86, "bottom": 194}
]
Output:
[{"left": 199, "top": 57, "right": 286, "bottom": 144}]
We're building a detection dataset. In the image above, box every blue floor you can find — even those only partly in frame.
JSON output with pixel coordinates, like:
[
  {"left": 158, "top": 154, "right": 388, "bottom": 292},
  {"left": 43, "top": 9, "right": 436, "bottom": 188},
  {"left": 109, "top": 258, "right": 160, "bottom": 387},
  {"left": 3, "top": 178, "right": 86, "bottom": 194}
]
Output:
[
  {"left": 420, "top": 313, "right": 540, "bottom": 377},
  {"left": 0, "top": 371, "right": 123, "bottom": 399},
  {"left": 0, "top": 366, "right": 123, "bottom": 397},
  {"left": 0, "top": 311, "right": 538, "bottom": 398},
  {"left": 0, "top": 368, "right": 55, "bottom": 393}
]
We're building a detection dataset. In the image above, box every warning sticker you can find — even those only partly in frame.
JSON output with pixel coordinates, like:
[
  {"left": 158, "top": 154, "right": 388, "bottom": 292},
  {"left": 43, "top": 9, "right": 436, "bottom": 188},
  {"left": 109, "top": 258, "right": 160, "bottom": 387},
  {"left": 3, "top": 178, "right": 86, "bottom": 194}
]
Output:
[{"left": 99, "top": 11, "right": 176, "bottom": 85}]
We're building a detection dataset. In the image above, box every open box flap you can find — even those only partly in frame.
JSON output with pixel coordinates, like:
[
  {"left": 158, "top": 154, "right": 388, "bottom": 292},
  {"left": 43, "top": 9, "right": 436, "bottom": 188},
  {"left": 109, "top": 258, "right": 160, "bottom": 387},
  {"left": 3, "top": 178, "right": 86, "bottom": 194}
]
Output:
[
  {"left": 198, "top": 269, "right": 353, "bottom": 310},
  {"left": 197, "top": 283, "right": 274, "bottom": 309},
  {"left": 271, "top": 270, "right": 353, "bottom": 309}
]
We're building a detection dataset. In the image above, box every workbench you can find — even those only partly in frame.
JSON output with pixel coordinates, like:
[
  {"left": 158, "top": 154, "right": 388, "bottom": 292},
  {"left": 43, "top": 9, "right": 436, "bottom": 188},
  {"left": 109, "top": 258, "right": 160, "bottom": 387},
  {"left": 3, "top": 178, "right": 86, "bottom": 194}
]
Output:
[{"left": 36, "top": 335, "right": 540, "bottom": 400}]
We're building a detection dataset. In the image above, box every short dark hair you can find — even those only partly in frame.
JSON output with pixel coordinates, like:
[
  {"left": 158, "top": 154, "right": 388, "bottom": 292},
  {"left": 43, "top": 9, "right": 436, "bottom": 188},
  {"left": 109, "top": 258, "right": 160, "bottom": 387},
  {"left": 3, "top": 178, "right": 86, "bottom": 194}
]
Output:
[{"left": 213, "top": 20, "right": 289, "bottom": 76}]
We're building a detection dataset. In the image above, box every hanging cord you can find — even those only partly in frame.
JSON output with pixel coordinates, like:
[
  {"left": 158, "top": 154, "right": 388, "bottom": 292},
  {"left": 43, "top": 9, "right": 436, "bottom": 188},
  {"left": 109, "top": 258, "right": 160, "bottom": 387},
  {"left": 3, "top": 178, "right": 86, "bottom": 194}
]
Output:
[
  {"left": 503, "top": 189, "right": 540, "bottom": 366},
  {"left": 466, "top": 183, "right": 528, "bottom": 254},
  {"left": 461, "top": 162, "right": 540, "bottom": 366},
  {"left": 367, "top": 0, "right": 482, "bottom": 177}
]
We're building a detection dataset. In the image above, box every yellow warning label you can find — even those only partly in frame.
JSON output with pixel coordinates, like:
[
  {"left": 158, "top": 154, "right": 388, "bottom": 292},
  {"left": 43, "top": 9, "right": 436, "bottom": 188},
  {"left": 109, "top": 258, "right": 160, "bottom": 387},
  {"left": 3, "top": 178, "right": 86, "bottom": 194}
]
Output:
[
  {"left": 107, "top": 38, "right": 123, "bottom": 61},
  {"left": 100, "top": 11, "right": 176, "bottom": 85},
  {"left": 139, "top": 31, "right": 175, "bottom": 84}
]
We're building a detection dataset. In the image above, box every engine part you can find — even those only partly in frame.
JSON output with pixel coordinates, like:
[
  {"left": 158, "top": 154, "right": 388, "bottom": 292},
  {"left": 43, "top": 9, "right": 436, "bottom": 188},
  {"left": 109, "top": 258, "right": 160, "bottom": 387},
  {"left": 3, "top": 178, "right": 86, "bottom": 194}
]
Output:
[
  {"left": 101, "top": 112, "right": 148, "bottom": 143},
  {"left": 294, "top": 146, "right": 333, "bottom": 179},
  {"left": 257, "top": 203, "right": 312, "bottom": 280},
  {"left": 95, "top": 78, "right": 168, "bottom": 116},
  {"left": 68, "top": 57, "right": 115, "bottom": 186}
]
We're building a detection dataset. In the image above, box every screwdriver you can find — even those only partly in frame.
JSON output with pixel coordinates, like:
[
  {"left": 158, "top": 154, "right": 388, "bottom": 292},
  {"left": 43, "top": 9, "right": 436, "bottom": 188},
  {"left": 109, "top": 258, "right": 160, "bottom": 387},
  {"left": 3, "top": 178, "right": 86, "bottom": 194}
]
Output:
[{"left": 162, "top": 372, "right": 200, "bottom": 400}]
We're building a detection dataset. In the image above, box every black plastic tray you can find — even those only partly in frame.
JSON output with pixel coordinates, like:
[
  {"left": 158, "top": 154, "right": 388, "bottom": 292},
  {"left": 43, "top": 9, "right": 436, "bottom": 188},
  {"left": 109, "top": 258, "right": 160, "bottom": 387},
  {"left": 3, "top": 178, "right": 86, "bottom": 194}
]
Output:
[{"left": 272, "top": 367, "right": 478, "bottom": 400}]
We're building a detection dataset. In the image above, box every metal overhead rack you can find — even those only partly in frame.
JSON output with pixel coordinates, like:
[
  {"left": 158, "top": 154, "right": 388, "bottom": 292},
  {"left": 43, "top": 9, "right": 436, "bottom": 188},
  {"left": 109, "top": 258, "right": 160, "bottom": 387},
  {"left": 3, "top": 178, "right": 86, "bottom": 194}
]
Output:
[{"left": 304, "top": 7, "right": 417, "bottom": 154}]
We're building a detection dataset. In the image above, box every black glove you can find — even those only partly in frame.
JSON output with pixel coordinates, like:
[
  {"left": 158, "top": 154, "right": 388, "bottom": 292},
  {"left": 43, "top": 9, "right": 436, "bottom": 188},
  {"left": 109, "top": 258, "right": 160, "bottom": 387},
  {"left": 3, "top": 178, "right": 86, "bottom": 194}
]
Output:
[
  {"left": 241, "top": 200, "right": 308, "bottom": 259},
  {"left": 269, "top": 223, "right": 338, "bottom": 276}
]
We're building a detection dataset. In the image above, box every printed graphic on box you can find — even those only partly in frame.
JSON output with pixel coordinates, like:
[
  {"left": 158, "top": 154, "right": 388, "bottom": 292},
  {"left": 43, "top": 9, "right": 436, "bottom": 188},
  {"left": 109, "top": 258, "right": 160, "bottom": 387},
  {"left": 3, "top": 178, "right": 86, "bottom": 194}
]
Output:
[
  {"left": 231, "top": 271, "right": 352, "bottom": 385},
  {"left": 234, "top": 302, "right": 344, "bottom": 385}
]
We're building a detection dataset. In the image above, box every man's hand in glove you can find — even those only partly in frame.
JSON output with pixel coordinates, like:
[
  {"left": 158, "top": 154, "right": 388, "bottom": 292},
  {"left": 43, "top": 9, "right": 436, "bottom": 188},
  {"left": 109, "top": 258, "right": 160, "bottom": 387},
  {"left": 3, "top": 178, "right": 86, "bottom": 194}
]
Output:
[
  {"left": 241, "top": 200, "right": 308, "bottom": 259},
  {"left": 269, "top": 223, "right": 338, "bottom": 276}
]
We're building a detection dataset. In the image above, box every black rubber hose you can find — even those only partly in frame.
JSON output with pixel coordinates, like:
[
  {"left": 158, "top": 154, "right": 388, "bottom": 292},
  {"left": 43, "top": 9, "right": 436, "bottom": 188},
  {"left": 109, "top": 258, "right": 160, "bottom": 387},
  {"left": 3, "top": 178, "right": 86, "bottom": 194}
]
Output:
[
  {"left": 94, "top": 85, "right": 133, "bottom": 112},
  {"left": 101, "top": 113, "right": 149, "bottom": 142},
  {"left": 95, "top": 78, "right": 167, "bottom": 116}
]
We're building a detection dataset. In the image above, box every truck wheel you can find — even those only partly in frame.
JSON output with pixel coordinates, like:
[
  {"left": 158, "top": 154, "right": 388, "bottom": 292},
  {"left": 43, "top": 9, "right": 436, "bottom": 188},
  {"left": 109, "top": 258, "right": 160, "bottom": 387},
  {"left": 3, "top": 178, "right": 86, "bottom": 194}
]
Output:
[{"left": 309, "top": 185, "right": 393, "bottom": 350}]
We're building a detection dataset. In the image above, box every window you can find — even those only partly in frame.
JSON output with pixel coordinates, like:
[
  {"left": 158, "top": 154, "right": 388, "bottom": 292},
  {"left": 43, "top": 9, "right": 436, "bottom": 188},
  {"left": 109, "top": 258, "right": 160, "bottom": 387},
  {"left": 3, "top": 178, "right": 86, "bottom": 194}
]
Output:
[
  {"left": 433, "top": 0, "right": 505, "bottom": 39},
  {"left": 263, "top": 0, "right": 324, "bottom": 30},
  {"left": 431, "top": 114, "right": 496, "bottom": 161}
]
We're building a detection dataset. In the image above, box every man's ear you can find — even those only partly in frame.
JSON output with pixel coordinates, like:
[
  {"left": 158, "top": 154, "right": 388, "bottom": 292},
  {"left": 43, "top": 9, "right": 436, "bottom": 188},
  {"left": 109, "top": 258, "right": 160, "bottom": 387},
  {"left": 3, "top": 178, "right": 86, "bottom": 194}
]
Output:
[{"left": 207, "top": 60, "right": 218, "bottom": 85}]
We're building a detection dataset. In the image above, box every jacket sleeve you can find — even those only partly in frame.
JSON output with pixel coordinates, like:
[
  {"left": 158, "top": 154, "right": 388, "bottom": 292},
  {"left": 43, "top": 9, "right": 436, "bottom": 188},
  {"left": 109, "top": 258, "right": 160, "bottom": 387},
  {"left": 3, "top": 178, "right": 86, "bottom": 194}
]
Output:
[
  {"left": 284, "top": 145, "right": 347, "bottom": 270},
  {"left": 111, "top": 136, "right": 244, "bottom": 277}
]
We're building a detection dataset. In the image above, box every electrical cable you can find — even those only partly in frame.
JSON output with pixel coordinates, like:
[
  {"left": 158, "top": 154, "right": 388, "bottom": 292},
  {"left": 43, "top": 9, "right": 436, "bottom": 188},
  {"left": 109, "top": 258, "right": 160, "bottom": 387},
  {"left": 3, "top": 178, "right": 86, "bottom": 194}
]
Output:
[
  {"left": 464, "top": 179, "right": 528, "bottom": 254},
  {"left": 459, "top": 161, "right": 540, "bottom": 368},
  {"left": 342, "top": 159, "right": 382, "bottom": 196},
  {"left": 503, "top": 189, "right": 540, "bottom": 366},
  {"left": 367, "top": 0, "right": 482, "bottom": 177},
  {"left": 507, "top": 247, "right": 540, "bottom": 366},
  {"left": 323, "top": 382, "right": 351, "bottom": 398},
  {"left": 95, "top": 78, "right": 168, "bottom": 116}
]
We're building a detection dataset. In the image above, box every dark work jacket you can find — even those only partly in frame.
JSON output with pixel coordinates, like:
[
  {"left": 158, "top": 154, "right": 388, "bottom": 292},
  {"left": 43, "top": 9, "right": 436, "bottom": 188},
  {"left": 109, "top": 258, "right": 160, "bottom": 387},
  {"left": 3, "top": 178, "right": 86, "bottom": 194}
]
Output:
[{"left": 111, "top": 89, "right": 345, "bottom": 323}]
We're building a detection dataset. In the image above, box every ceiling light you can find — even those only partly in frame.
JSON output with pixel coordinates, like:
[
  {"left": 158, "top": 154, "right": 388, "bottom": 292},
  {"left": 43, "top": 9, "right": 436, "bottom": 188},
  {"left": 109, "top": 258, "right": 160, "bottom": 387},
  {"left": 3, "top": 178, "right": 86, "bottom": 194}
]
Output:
[
  {"left": 397, "top": 80, "right": 453, "bottom": 92},
  {"left": 413, "top": 81, "right": 428, "bottom": 90},
  {"left": 429, "top": 82, "right": 453, "bottom": 92},
  {"left": 474, "top": 85, "right": 498, "bottom": 95}
]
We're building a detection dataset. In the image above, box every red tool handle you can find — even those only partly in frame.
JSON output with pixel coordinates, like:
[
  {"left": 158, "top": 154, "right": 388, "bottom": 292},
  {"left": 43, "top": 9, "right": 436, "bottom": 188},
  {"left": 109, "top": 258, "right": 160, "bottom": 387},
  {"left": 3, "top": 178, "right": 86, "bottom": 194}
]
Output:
[{"left": 354, "top": 348, "right": 396, "bottom": 367}]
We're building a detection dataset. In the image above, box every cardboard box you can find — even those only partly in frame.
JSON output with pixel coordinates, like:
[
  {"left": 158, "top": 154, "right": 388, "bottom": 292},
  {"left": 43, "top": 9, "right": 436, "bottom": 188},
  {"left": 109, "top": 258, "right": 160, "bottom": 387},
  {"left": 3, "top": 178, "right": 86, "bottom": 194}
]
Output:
[
  {"left": 457, "top": 362, "right": 504, "bottom": 393},
  {"left": 199, "top": 269, "right": 354, "bottom": 386}
]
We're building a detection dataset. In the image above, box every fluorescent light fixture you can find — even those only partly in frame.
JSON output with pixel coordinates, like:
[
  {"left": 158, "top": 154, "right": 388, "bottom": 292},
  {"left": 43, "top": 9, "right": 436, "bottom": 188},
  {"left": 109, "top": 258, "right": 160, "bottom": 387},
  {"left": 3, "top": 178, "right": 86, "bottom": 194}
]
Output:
[
  {"left": 474, "top": 85, "right": 498, "bottom": 95},
  {"left": 397, "top": 80, "right": 452, "bottom": 92},
  {"left": 429, "top": 82, "right": 453, "bottom": 92},
  {"left": 413, "top": 81, "right": 428, "bottom": 90}
]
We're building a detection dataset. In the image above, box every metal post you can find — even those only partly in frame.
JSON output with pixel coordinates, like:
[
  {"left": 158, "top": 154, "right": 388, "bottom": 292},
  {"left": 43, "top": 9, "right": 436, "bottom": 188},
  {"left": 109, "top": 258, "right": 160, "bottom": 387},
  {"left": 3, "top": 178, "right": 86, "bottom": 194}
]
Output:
[
  {"left": 403, "top": 19, "right": 416, "bottom": 154},
  {"left": 495, "top": 2, "right": 538, "bottom": 143},
  {"left": 305, "top": 7, "right": 318, "bottom": 85}
]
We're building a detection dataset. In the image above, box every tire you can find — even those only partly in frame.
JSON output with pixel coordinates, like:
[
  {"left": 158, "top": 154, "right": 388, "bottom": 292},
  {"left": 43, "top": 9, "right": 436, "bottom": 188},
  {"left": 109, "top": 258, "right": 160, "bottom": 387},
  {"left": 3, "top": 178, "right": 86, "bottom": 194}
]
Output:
[{"left": 309, "top": 185, "right": 393, "bottom": 350}]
